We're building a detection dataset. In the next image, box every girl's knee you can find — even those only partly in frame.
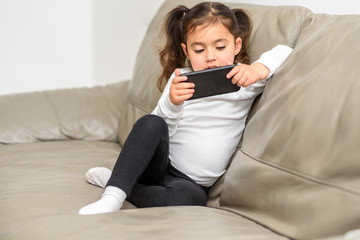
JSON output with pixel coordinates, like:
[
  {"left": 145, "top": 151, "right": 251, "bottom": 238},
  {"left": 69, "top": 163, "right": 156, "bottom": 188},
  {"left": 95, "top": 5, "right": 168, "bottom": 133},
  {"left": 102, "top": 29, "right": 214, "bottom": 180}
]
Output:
[{"left": 133, "top": 114, "right": 167, "bottom": 136}]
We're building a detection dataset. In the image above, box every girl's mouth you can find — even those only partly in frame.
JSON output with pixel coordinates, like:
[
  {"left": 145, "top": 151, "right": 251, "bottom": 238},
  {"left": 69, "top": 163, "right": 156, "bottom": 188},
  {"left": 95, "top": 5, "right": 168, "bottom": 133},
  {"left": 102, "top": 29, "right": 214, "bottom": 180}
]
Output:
[{"left": 206, "top": 66, "right": 217, "bottom": 69}]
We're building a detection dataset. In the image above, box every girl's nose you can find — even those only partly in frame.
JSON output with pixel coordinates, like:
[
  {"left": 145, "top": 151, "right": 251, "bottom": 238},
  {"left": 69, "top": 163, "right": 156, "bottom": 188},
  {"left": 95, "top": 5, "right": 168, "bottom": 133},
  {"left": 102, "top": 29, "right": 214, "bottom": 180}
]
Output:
[{"left": 206, "top": 49, "right": 216, "bottom": 62}]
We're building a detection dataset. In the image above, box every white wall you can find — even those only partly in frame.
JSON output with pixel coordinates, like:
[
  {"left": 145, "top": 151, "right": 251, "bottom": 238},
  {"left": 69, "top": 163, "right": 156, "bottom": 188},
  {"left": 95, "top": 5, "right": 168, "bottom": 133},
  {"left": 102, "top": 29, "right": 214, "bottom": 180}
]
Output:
[
  {"left": 1, "top": 0, "right": 359, "bottom": 95},
  {"left": 91, "top": 0, "right": 164, "bottom": 86},
  {"left": 0, "top": 0, "right": 93, "bottom": 95}
]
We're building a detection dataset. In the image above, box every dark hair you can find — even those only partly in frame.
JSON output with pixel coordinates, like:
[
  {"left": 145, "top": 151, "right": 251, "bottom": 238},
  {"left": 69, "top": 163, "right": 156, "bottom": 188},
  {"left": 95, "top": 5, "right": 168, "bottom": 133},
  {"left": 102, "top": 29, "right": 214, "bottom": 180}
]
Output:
[{"left": 158, "top": 2, "right": 252, "bottom": 91}]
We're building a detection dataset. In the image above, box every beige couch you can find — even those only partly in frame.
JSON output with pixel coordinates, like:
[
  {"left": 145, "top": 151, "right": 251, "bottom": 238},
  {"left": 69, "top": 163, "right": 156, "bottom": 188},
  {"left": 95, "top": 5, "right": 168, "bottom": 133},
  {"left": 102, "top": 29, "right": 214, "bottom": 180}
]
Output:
[{"left": 1, "top": 1, "right": 359, "bottom": 239}]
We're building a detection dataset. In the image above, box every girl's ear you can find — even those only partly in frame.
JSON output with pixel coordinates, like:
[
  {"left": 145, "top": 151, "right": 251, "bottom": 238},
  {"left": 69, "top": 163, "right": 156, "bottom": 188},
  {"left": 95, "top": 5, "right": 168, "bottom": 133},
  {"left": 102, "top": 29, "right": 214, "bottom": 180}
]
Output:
[
  {"left": 235, "top": 37, "right": 242, "bottom": 55},
  {"left": 181, "top": 43, "right": 189, "bottom": 58}
]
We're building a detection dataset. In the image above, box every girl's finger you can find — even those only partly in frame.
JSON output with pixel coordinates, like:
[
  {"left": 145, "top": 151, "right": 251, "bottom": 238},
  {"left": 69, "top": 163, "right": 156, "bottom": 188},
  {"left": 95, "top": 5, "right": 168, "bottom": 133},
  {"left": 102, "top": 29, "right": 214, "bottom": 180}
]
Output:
[
  {"left": 226, "top": 66, "right": 237, "bottom": 79},
  {"left": 226, "top": 61, "right": 237, "bottom": 79},
  {"left": 175, "top": 68, "right": 182, "bottom": 77}
]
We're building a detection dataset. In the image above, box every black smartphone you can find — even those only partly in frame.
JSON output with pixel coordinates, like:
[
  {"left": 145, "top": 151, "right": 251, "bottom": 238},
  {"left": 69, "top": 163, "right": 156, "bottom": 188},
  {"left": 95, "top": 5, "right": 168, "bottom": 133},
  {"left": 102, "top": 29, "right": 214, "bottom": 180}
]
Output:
[{"left": 180, "top": 65, "right": 240, "bottom": 100}]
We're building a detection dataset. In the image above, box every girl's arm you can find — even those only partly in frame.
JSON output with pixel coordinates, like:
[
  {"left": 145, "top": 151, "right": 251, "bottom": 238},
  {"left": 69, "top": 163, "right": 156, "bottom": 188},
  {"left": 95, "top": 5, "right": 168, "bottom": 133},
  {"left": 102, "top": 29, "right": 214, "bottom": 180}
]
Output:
[
  {"left": 151, "top": 71, "right": 184, "bottom": 136},
  {"left": 228, "top": 44, "right": 293, "bottom": 87}
]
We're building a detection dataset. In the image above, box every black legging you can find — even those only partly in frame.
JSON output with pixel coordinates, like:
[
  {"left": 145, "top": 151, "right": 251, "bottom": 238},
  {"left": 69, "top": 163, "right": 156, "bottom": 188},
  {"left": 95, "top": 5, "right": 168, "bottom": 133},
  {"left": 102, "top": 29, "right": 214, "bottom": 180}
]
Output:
[{"left": 106, "top": 114, "right": 208, "bottom": 208}]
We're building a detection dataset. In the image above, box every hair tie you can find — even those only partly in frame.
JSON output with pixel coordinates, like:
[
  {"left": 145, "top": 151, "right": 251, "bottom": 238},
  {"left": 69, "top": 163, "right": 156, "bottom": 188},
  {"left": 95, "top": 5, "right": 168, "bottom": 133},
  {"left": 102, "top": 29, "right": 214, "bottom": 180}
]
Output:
[{"left": 183, "top": 7, "right": 190, "bottom": 15}]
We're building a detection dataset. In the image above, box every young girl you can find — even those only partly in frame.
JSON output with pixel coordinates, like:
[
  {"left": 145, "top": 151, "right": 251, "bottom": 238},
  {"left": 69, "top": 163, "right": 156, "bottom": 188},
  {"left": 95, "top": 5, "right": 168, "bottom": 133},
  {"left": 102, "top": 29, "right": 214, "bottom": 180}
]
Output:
[{"left": 79, "top": 2, "right": 292, "bottom": 215}]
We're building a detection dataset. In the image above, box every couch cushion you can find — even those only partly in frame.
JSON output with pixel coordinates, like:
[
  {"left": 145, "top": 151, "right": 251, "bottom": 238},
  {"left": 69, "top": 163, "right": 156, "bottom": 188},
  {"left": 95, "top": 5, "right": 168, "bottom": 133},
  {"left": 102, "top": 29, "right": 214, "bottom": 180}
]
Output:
[
  {"left": 0, "top": 82, "right": 128, "bottom": 144},
  {"left": 218, "top": 13, "right": 360, "bottom": 239},
  {"left": 118, "top": 0, "right": 312, "bottom": 145},
  {"left": 0, "top": 140, "right": 289, "bottom": 240}
]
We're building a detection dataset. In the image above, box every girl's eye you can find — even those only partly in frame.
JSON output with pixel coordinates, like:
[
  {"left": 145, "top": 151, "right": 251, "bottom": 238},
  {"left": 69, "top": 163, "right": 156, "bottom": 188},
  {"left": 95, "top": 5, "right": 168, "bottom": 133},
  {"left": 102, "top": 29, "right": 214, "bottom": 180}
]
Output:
[
  {"left": 216, "top": 46, "right": 225, "bottom": 50},
  {"left": 194, "top": 49, "right": 204, "bottom": 53}
]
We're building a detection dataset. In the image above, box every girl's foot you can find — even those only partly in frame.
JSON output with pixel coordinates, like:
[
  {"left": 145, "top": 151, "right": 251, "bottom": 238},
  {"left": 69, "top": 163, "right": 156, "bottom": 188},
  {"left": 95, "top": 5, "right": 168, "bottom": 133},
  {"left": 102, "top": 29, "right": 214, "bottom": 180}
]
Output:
[
  {"left": 79, "top": 186, "right": 127, "bottom": 215},
  {"left": 85, "top": 167, "right": 112, "bottom": 188}
]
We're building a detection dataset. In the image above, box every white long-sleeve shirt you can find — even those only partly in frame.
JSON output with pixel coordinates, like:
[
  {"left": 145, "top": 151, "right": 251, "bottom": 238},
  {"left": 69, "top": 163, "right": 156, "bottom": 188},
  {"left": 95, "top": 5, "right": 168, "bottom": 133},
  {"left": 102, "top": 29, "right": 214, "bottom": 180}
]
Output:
[{"left": 152, "top": 45, "right": 293, "bottom": 187}]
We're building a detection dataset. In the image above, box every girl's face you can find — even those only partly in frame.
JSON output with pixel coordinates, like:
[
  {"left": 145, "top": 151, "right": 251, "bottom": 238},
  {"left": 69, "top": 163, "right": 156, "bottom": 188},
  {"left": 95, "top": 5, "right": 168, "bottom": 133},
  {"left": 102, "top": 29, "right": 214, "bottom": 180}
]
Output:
[{"left": 181, "top": 22, "right": 242, "bottom": 71}]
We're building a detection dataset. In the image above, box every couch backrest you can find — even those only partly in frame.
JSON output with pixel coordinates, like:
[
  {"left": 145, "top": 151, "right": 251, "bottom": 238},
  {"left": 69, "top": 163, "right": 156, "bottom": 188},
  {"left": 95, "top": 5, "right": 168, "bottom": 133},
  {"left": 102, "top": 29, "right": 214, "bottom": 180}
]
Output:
[
  {"left": 217, "top": 13, "right": 360, "bottom": 239},
  {"left": 118, "top": 0, "right": 312, "bottom": 145},
  {"left": 0, "top": 82, "right": 128, "bottom": 144}
]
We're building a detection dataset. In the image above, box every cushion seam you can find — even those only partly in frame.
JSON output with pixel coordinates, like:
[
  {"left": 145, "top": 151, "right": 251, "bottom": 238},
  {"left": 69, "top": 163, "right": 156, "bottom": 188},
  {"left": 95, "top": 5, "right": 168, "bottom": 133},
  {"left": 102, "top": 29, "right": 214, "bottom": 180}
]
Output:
[{"left": 240, "top": 148, "right": 360, "bottom": 197}]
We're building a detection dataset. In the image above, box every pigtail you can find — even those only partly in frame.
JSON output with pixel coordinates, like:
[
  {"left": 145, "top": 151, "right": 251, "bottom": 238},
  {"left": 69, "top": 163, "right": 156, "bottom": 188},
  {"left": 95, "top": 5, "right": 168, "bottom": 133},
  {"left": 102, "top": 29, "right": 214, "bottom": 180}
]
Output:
[
  {"left": 232, "top": 9, "right": 252, "bottom": 64},
  {"left": 158, "top": 6, "right": 188, "bottom": 91}
]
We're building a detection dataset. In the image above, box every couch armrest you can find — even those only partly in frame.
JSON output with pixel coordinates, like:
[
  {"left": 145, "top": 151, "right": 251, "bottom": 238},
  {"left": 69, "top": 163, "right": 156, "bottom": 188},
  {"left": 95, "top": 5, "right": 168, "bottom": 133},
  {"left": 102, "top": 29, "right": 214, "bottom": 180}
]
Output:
[{"left": 0, "top": 81, "right": 129, "bottom": 144}]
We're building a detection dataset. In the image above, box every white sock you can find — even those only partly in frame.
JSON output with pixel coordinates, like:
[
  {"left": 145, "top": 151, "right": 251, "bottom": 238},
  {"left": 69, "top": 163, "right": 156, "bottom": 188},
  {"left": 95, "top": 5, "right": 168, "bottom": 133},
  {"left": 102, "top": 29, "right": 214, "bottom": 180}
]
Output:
[
  {"left": 85, "top": 167, "right": 112, "bottom": 188},
  {"left": 79, "top": 186, "right": 127, "bottom": 215}
]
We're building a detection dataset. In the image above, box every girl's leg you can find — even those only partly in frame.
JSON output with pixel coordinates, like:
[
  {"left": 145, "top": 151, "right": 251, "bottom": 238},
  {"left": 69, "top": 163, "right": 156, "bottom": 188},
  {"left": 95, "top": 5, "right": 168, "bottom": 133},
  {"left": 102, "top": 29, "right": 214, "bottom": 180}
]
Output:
[
  {"left": 79, "top": 115, "right": 170, "bottom": 215},
  {"left": 106, "top": 114, "right": 169, "bottom": 195},
  {"left": 127, "top": 165, "right": 208, "bottom": 208}
]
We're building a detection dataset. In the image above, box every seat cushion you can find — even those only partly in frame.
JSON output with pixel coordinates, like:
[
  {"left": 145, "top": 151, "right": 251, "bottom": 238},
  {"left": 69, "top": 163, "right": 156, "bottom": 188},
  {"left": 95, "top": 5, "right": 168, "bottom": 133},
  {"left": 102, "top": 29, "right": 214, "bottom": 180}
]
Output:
[{"left": 0, "top": 140, "right": 288, "bottom": 240}]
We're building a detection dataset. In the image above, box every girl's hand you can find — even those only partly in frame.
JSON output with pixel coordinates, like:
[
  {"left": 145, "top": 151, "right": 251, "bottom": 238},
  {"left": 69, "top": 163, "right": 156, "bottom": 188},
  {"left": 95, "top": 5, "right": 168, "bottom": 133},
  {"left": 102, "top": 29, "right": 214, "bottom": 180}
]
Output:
[
  {"left": 169, "top": 69, "right": 195, "bottom": 105},
  {"left": 227, "top": 62, "right": 270, "bottom": 87}
]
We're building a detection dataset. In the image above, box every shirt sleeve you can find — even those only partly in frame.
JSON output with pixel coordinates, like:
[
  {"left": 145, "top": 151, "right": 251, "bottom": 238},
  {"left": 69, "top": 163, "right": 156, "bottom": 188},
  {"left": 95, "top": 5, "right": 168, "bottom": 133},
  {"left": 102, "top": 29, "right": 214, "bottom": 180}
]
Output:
[
  {"left": 253, "top": 44, "right": 293, "bottom": 79},
  {"left": 152, "top": 71, "right": 184, "bottom": 136}
]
